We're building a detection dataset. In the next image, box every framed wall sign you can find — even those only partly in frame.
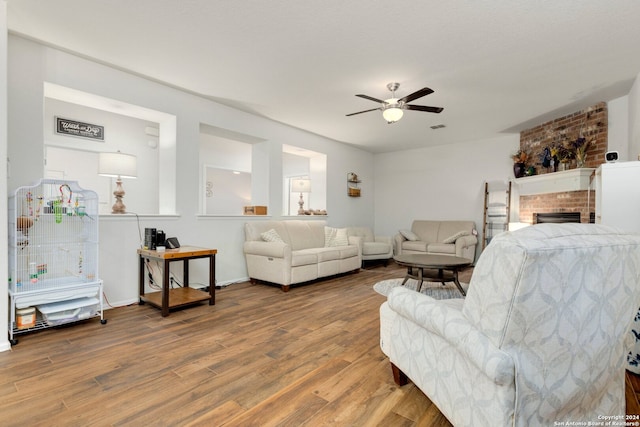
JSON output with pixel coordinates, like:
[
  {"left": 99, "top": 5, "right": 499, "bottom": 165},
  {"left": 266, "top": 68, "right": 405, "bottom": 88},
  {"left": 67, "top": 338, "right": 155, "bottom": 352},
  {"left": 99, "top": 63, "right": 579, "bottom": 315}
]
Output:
[{"left": 55, "top": 117, "right": 104, "bottom": 141}]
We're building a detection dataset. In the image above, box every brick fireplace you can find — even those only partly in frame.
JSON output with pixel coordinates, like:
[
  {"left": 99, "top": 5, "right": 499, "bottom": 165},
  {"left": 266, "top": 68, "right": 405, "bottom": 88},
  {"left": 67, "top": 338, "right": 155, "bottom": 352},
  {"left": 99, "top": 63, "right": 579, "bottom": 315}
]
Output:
[
  {"left": 516, "top": 102, "right": 608, "bottom": 223},
  {"left": 518, "top": 190, "right": 596, "bottom": 224}
]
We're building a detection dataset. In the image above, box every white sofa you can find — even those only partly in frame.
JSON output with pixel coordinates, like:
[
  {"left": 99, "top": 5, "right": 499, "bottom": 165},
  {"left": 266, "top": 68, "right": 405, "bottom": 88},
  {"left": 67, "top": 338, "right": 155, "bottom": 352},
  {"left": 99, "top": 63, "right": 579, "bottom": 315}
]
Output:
[
  {"left": 380, "top": 223, "right": 640, "bottom": 426},
  {"left": 346, "top": 227, "right": 393, "bottom": 266},
  {"left": 394, "top": 220, "right": 477, "bottom": 261},
  {"left": 243, "top": 220, "right": 360, "bottom": 291}
]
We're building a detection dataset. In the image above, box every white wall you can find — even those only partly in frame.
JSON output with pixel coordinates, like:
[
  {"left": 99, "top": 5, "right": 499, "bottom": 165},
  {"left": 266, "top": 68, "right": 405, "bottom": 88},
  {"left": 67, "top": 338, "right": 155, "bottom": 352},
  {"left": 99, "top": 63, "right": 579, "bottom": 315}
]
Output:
[
  {"left": 7, "top": 35, "right": 375, "bottom": 308},
  {"left": 608, "top": 95, "right": 630, "bottom": 160},
  {"left": 199, "top": 134, "right": 252, "bottom": 173},
  {"left": 373, "top": 134, "right": 520, "bottom": 262},
  {"left": 629, "top": 72, "right": 640, "bottom": 161},
  {"left": 0, "top": 1, "right": 10, "bottom": 352}
]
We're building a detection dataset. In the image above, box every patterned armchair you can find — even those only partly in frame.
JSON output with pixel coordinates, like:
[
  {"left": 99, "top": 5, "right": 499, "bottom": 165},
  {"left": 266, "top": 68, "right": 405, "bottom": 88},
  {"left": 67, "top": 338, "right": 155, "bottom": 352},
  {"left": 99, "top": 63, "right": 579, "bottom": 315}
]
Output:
[{"left": 380, "top": 224, "right": 640, "bottom": 426}]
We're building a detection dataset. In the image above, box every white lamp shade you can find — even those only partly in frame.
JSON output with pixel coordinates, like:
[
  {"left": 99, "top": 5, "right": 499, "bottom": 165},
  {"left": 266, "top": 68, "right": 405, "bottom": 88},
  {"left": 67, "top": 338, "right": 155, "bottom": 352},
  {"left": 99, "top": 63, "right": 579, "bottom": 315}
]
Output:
[
  {"left": 291, "top": 178, "right": 311, "bottom": 193},
  {"left": 382, "top": 106, "right": 404, "bottom": 123},
  {"left": 98, "top": 151, "right": 137, "bottom": 178}
]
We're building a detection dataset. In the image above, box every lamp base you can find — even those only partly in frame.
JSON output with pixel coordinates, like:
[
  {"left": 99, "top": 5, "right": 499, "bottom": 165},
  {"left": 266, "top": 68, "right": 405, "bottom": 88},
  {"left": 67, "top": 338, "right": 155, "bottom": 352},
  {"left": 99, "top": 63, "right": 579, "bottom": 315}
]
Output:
[
  {"left": 112, "top": 178, "right": 127, "bottom": 214},
  {"left": 298, "top": 192, "right": 305, "bottom": 215}
]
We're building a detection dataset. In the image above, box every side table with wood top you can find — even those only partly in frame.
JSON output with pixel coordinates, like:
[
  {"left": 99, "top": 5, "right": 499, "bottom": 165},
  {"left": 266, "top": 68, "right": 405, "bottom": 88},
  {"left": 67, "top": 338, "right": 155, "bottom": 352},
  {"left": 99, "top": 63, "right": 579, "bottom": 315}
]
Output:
[{"left": 138, "top": 246, "right": 217, "bottom": 317}]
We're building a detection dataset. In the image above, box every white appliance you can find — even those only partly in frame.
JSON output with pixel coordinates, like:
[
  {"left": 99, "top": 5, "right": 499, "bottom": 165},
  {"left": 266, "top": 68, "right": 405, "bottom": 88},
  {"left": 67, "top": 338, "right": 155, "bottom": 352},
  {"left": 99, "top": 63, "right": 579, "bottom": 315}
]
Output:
[{"left": 595, "top": 161, "right": 640, "bottom": 233}]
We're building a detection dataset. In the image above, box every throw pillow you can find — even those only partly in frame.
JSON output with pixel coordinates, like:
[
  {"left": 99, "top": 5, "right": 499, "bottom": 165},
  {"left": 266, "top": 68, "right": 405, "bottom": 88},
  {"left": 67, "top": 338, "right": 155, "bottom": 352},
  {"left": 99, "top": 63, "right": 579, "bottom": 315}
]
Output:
[
  {"left": 332, "top": 228, "right": 349, "bottom": 247},
  {"left": 324, "top": 226, "right": 336, "bottom": 247},
  {"left": 442, "top": 230, "right": 471, "bottom": 244},
  {"left": 261, "top": 228, "right": 284, "bottom": 243},
  {"left": 325, "top": 226, "right": 349, "bottom": 247},
  {"left": 399, "top": 229, "right": 419, "bottom": 241}
]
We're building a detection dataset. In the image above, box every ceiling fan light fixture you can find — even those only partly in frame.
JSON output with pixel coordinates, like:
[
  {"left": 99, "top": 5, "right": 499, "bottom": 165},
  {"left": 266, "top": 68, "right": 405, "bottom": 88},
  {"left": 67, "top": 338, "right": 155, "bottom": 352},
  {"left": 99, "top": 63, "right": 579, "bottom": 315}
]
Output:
[
  {"left": 346, "top": 83, "right": 442, "bottom": 121},
  {"left": 382, "top": 106, "right": 403, "bottom": 123}
]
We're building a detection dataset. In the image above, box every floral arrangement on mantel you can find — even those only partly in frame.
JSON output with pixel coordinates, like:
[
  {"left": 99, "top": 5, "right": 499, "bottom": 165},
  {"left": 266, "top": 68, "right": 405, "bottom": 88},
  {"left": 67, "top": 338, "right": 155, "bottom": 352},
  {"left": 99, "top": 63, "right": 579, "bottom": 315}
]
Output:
[
  {"left": 550, "top": 144, "right": 573, "bottom": 164},
  {"left": 516, "top": 107, "right": 603, "bottom": 178},
  {"left": 572, "top": 136, "right": 593, "bottom": 168},
  {"left": 548, "top": 136, "right": 593, "bottom": 170},
  {"left": 511, "top": 133, "right": 593, "bottom": 178},
  {"left": 511, "top": 149, "right": 531, "bottom": 178},
  {"left": 512, "top": 149, "right": 528, "bottom": 164}
]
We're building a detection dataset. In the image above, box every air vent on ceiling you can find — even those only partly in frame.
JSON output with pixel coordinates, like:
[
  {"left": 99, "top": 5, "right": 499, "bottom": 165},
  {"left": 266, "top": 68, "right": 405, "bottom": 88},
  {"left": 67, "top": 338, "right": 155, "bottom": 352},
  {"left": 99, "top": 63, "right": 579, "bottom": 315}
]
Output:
[{"left": 430, "top": 124, "right": 446, "bottom": 130}]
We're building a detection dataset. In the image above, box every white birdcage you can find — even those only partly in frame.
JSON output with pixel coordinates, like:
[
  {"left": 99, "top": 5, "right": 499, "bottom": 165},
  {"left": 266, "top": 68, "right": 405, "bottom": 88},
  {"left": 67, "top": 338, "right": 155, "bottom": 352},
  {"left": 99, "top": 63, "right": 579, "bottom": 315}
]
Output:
[{"left": 8, "top": 179, "right": 105, "bottom": 344}]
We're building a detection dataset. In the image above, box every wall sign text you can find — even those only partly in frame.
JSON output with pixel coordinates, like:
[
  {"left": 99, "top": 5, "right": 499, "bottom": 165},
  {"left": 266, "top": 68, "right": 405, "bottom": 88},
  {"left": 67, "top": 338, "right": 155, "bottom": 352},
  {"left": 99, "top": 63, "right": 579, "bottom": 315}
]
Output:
[{"left": 56, "top": 117, "right": 104, "bottom": 141}]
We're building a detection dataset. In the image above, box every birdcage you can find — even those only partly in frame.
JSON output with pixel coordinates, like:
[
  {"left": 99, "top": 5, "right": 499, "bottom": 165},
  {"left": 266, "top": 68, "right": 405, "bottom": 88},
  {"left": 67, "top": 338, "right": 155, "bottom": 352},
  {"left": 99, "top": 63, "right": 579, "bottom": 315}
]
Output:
[{"left": 8, "top": 179, "right": 105, "bottom": 344}]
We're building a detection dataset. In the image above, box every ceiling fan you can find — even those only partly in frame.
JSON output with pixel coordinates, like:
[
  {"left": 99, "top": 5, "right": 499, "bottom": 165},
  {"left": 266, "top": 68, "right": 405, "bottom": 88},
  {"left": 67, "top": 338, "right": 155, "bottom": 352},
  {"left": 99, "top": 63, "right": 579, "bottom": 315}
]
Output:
[{"left": 346, "top": 82, "right": 443, "bottom": 124}]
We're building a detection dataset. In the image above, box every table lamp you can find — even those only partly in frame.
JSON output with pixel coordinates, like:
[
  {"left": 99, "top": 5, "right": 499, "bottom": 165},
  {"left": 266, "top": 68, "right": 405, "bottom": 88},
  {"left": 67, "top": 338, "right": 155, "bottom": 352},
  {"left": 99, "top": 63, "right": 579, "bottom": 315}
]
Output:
[
  {"left": 291, "top": 178, "right": 311, "bottom": 215},
  {"left": 98, "top": 151, "right": 137, "bottom": 214}
]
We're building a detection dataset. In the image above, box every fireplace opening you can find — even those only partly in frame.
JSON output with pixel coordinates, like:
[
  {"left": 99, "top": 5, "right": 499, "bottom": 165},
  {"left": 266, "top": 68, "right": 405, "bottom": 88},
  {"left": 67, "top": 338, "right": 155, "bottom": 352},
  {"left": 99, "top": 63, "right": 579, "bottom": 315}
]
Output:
[{"left": 535, "top": 212, "right": 582, "bottom": 224}]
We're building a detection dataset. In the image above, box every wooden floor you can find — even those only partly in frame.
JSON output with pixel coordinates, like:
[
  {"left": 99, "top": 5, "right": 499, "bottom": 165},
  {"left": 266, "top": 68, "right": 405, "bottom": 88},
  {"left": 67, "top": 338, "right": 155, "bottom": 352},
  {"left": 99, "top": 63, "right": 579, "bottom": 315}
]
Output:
[
  {"left": 0, "top": 262, "right": 638, "bottom": 426},
  {"left": 627, "top": 370, "right": 640, "bottom": 417}
]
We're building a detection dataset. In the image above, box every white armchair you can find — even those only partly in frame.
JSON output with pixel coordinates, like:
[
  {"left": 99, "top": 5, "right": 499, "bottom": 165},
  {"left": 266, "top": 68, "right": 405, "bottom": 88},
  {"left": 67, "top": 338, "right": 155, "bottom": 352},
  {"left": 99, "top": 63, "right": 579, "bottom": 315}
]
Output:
[
  {"left": 346, "top": 226, "right": 393, "bottom": 267},
  {"left": 380, "top": 223, "right": 640, "bottom": 426}
]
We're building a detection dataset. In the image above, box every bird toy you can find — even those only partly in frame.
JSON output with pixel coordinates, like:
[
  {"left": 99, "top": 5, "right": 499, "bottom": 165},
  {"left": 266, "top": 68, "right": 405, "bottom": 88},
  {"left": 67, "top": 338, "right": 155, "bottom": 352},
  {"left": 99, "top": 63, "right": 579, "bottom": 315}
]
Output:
[
  {"left": 35, "top": 196, "right": 43, "bottom": 220},
  {"left": 59, "top": 184, "right": 72, "bottom": 205},
  {"left": 25, "top": 192, "right": 33, "bottom": 217}
]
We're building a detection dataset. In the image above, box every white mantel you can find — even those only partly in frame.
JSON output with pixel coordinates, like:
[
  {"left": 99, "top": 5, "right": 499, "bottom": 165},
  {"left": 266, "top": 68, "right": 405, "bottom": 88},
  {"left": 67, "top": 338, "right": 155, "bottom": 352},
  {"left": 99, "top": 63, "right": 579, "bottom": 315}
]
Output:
[{"left": 514, "top": 168, "right": 596, "bottom": 195}]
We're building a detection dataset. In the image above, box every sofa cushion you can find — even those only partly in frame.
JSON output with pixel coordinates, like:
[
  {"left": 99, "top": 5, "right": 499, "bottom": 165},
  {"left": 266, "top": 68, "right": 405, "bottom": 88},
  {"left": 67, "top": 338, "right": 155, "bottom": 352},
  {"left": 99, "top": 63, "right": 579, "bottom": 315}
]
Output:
[
  {"left": 337, "top": 244, "right": 359, "bottom": 259},
  {"left": 291, "top": 249, "right": 318, "bottom": 267},
  {"left": 261, "top": 228, "right": 284, "bottom": 243},
  {"left": 245, "top": 221, "right": 292, "bottom": 244},
  {"left": 411, "top": 221, "right": 440, "bottom": 243},
  {"left": 346, "top": 227, "right": 375, "bottom": 243},
  {"left": 399, "top": 229, "right": 419, "bottom": 241},
  {"left": 436, "top": 221, "right": 475, "bottom": 243},
  {"left": 427, "top": 242, "right": 456, "bottom": 255},
  {"left": 316, "top": 247, "right": 342, "bottom": 262},
  {"left": 299, "top": 245, "right": 358, "bottom": 263},
  {"left": 402, "top": 240, "right": 428, "bottom": 252},
  {"left": 363, "top": 241, "right": 393, "bottom": 256},
  {"left": 442, "top": 230, "right": 471, "bottom": 244},
  {"left": 286, "top": 221, "right": 326, "bottom": 250}
]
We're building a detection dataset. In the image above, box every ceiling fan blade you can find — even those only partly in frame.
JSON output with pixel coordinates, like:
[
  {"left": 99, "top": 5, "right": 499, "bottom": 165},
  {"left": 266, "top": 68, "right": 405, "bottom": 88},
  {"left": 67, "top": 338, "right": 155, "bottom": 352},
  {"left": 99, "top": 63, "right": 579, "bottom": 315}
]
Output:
[
  {"left": 398, "top": 87, "right": 434, "bottom": 104},
  {"left": 355, "top": 94, "right": 386, "bottom": 103},
  {"left": 405, "top": 104, "right": 444, "bottom": 113},
  {"left": 346, "top": 107, "right": 381, "bottom": 117}
]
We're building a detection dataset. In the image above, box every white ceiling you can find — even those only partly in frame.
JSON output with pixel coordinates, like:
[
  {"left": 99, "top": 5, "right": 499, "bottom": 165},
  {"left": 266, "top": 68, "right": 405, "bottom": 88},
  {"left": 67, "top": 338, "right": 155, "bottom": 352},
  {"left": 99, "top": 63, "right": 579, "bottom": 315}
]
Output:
[{"left": 7, "top": 1, "right": 640, "bottom": 153}]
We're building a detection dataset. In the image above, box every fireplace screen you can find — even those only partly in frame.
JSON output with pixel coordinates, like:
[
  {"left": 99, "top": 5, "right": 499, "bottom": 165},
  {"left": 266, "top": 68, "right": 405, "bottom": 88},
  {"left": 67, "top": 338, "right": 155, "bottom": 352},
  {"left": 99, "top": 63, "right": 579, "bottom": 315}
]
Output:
[{"left": 535, "top": 212, "right": 581, "bottom": 224}]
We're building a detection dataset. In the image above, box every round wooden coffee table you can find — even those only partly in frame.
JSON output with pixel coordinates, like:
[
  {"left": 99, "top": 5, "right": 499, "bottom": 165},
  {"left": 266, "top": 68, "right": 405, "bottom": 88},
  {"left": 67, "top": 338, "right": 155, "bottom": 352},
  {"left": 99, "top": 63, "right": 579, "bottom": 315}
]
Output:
[{"left": 393, "top": 254, "right": 472, "bottom": 296}]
